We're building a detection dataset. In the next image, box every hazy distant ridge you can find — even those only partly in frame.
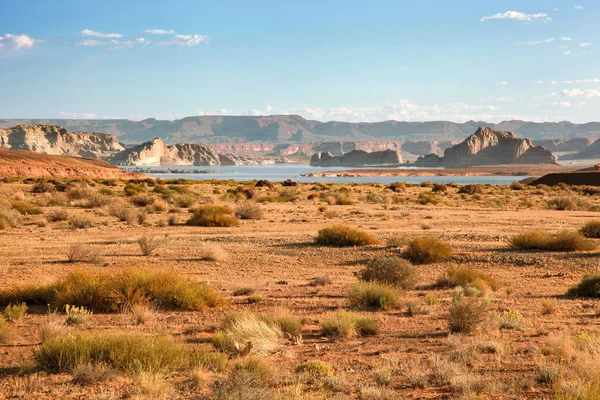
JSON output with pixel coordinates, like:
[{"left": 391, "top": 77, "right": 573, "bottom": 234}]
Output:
[{"left": 2, "top": 115, "right": 599, "bottom": 143}]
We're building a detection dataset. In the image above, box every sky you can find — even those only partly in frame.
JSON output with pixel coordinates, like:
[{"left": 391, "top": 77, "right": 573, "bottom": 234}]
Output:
[{"left": 1, "top": 0, "right": 599, "bottom": 123}]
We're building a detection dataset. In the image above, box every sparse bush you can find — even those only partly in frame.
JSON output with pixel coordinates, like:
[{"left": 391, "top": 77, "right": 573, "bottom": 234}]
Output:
[
  {"left": 499, "top": 310, "right": 525, "bottom": 330},
  {"left": 72, "top": 362, "right": 115, "bottom": 385},
  {"left": 66, "top": 244, "right": 98, "bottom": 263},
  {"left": 186, "top": 205, "right": 239, "bottom": 227},
  {"left": 321, "top": 310, "right": 379, "bottom": 338},
  {"left": 296, "top": 360, "right": 334, "bottom": 376},
  {"left": 436, "top": 265, "right": 496, "bottom": 292},
  {"left": 359, "top": 256, "right": 418, "bottom": 289},
  {"left": 11, "top": 200, "right": 43, "bottom": 215},
  {"left": 212, "top": 312, "right": 284, "bottom": 355},
  {"left": 0, "top": 269, "right": 225, "bottom": 312},
  {"left": 402, "top": 237, "right": 453, "bottom": 264},
  {"left": 235, "top": 202, "right": 264, "bottom": 220},
  {"left": 137, "top": 235, "right": 165, "bottom": 256},
  {"left": 385, "top": 235, "right": 405, "bottom": 248},
  {"left": 458, "top": 185, "right": 484, "bottom": 195},
  {"left": 417, "top": 192, "right": 439, "bottom": 205},
  {"left": 568, "top": 274, "right": 600, "bottom": 298},
  {"left": 131, "top": 194, "right": 153, "bottom": 207},
  {"left": 247, "top": 295, "right": 263, "bottom": 304},
  {"left": 190, "top": 349, "right": 228, "bottom": 373},
  {"left": 510, "top": 181, "right": 525, "bottom": 190},
  {"left": 233, "top": 287, "right": 255, "bottom": 296},
  {"left": 175, "top": 194, "right": 196, "bottom": 208},
  {"left": 540, "top": 300, "right": 557, "bottom": 315},
  {"left": 509, "top": 230, "right": 596, "bottom": 252},
  {"left": 46, "top": 210, "right": 69, "bottom": 222},
  {"left": 431, "top": 183, "right": 447, "bottom": 193},
  {"left": 69, "top": 214, "right": 93, "bottom": 229},
  {"left": 387, "top": 182, "right": 406, "bottom": 193},
  {"left": 0, "top": 208, "right": 23, "bottom": 229},
  {"left": 448, "top": 292, "right": 490, "bottom": 333},
  {"left": 32, "top": 179, "right": 55, "bottom": 193},
  {"left": 0, "top": 319, "right": 17, "bottom": 344},
  {"left": 580, "top": 220, "right": 600, "bottom": 238},
  {"left": 126, "top": 302, "right": 156, "bottom": 325},
  {"left": 64, "top": 304, "right": 92, "bottom": 325},
  {"left": 3, "top": 302, "right": 28, "bottom": 322},
  {"left": 546, "top": 196, "right": 577, "bottom": 210},
  {"left": 315, "top": 225, "right": 378, "bottom": 247},
  {"left": 35, "top": 331, "right": 188, "bottom": 373},
  {"left": 197, "top": 243, "right": 228, "bottom": 261},
  {"left": 255, "top": 179, "right": 273, "bottom": 188},
  {"left": 308, "top": 277, "right": 332, "bottom": 287},
  {"left": 334, "top": 192, "right": 355, "bottom": 205},
  {"left": 348, "top": 282, "right": 400, "bottom": 310}
]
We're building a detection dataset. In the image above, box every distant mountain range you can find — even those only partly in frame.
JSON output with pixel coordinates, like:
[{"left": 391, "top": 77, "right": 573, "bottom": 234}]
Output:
[{"left": 2, "top": 116, "right": 600, "bottom": 143}]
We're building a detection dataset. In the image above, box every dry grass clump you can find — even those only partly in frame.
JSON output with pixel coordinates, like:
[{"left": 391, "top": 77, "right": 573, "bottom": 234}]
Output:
[
  {"left": 69, "top": 214, "right": 94, "bottom": 229},
  {"left": 137, "top": 234, "right": 165, "bottom": 256},
  {"left": 66, "top": 243, "right": 99, "bottom": 263},
  {"left": 315, "top": 225, "right": 378, "bottom": 247},
  {"left": 190, "top": 349, "right": 229, "bottom": 373},
  {"left": 212, "top": 312, "right": 287, "bottom": 355},
  {"left": 46, "top": 209, "right": 69, "bottom": 222},
  {"left": 0, "top": 319, "right": 18, "bottom": 344},
  {"left": 321, "top": 310, "right": 379, "bottom": 338},
  {"left": 436, "top": 265, "right": 497, "bottom": 292},
  {"left": 186, "top": 205, "right": 239, "bottom": 227},
  {"left": 3, "top": 302, "right": 28, "bottom": 322},
  {"left": 0, "top": 208, "right": 23, "bottom": 229},
  {"left": 233, "top": 287, "right": 255, "bottom": 296},
  {"left": 11, "top": 200, "right": 43, "bottom": 215},
  {"left": 359, "top": 256, "right": 418, "bottom": 289},
  {"left": 458, "top": 184, "right": 484, "bottom": 195},
  {"left": 235, "top": 202, "right": 264, "bottom": 220},
  {"left": 580, "top": 220, "right": 600, "bottom": 238},
  {"left": 448, "top": 292, "right": 490, "bottom": 334},
  {"left": 387, "top": 182, "right": 406, "bottom": 193},
  {"left": 125, "top": 302, "right": 157, "bottom": 325},
  {"left": 308, "top": 276, "right": 332, "bottom": 286},
  {"left": 567, "top": 274, "right": 600, "bottom": 298},
  {"left": 35, "top": 331, "right": 188, "bottom": 373},
  {"left": 296, "top": 360, "right": 334, "bottom": 376},
  {"left": 348, "top": 282, "right": 400, "bottom": 310},
  {"left": 546, "top": 196, "right": 578, "bottom": 210},
  {"left": 509, "top": 230, "right": 596, "bottom": 252},
  {"left": 385, "top": 235, "right": 406, "bottom": 248},
  {"left": 198, "top": 243, "right": 228, "bottom": 261},
  {"left": 0, "top": 268, "right": 225, "bottom": 312},
  {"left": 212, "top": 367, "right": 273, "bottom": 400},
  {"left": 72, "top": 362, "right": 116, "bottom": 385},
  {"left": 402, "top": 236, "right": 453, "bottom": 264}
]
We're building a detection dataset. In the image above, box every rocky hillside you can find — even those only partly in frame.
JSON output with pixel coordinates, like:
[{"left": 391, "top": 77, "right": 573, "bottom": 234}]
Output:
[
  {"left": 0, "top": 124, "right": 124, "bottom": 158},
  {"left": 3, "top": 116, "right": 600, "bottom": 143},
  {"left": 415, "top": 127, "right": 557, "bottom": 167},
  {"left": 0, "top": 149, "right": 134, "bottom": 178},
  {"left": 310, "top": 149, "right": 403, "bottom": 167},
  {"left": 559, "top": 138, "right": 600, "bottom": 160},
  {"left": 108, "top": 138, "right": 281, "bottom": 166}
]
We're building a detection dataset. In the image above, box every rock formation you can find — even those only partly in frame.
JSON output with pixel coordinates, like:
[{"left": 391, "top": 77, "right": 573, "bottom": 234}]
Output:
[
  {"left": 414, "top": 127, "right": 557, "bottom": 167},
  {"left": 0, "top": 124, "right": 124, "bottom": 158},
  {"left": 559, "top": 138, "right": 600, "bottom": 160},
  {"left": 310, "top": 149, "right": 403, "bottom": 167},
  {"left": 530, "top": 164, "right": 600, "bottom": 187}
]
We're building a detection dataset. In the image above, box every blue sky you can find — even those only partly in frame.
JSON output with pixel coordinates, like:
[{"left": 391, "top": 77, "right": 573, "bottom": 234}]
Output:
[{"left": 1, "top": 0, "right": 598, "bottom": 122}]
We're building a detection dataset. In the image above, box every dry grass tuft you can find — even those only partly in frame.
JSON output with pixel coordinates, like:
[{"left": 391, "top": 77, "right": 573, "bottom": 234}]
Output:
[
  {"left": 436, "top": 265, "right": 497, "bottom": 292},
  {"left": 0, "top": 319, "right": 17, "bottom": 344},
  {"left": 359, "top": 256, "right": 418, "bottom": 289},
  {"left": 137, "top": 235, "right": 165, "bottom": 256},
  {"left": 66, "top": 243, "right": 99, "bottom": 263},
  {"left": 315, "top": 225, "right": 378, "bottom": 247},
  {"left": 402, "top": 236, "right": 453, "bottom": 264},
  {"left": 186, "top": 205, "right": 239, "bottom": 227},
  {"left": 568, "top": 274, "right": 600, "bottom": 298},
  {"left": 448, "top": 292, "right": 490, "bottom": 334},
  {"left": 580, "top": 220, "right": 600, "bottom": 238},
  {"left": 321, "top": 310, "right": 379, "bottom": 338},
  {"left": 198, "top": 243, "right": 228, "bottom": 261},
  {"left": 212, "top": 312, "right": 284, "bottom": 355},
  {"left": 235, "top": 202, "right": 264, "bottom": 220},
  {"left": 3, "top": 302, "right": 28, "bottom": 322},
  {"left": 509, "top": 230, "right": 596, "bottom": 252},
  {"left": 348, "top": 282, "right": 400, "bottom": 310}
]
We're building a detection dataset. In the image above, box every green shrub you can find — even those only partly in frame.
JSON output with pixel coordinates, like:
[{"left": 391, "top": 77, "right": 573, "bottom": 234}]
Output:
[
  {"left": 186, "top": 205, "right": 239, "bottom": 227},
  {"left": 359, "top": 256, "right": 418, "bottom": 289},
  {"left": 402, "top": 237, "right": 453, "bottom": 264},
  {"left": 320, "top": 310, "right": 379, "bottom": 338},
  {"left": 315, "top": 225, "right": 378, "bottom": 247},
  {"left": 347, "top": 282, "right": 400, "bottom": 310},
  {"left": 580, "top": 220, "right": 600, "bottom": 238},
  {"left": 35, "top": 332, "right": 188, "bottom": 373},
  {"left": 296, "top": 360, "right": 334, "bottom": 376},
  {"left": 568, "top": 275, "right": 600, "bottom": 298},
  {"left": 509, "top": 231, "right": 596, "bottom": 252},
  {"left": 0, "top": 269, "right": 225, "bottom": 312},
  {"left": 3, "top": 302, "right": 28, "bottom": 322},
  {"left": 436, "top": 265, "right": 496, "bottom": 292}
]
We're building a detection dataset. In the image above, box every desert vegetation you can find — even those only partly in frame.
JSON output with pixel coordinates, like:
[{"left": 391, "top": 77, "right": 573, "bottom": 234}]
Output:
[{"left": 0, "top": 176, "right": 599, "bottom": 398}]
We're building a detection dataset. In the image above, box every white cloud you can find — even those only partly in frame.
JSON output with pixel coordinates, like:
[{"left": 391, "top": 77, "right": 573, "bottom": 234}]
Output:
[
  {"left": 562, "top": 88, "right": 600, "bottom": 98},
  {"left": 497, "top": 81, "right": 509, "bottom": 85},
  {"left": 551, "top": 80, "right": 558, "bottom": 85},
  {"left": 580, "top": 42, "right": 592, "bottom": 47},
  {"left": 563, "top": 78, "right": 600, "bottom": 84},
  {"left": 76, "top": 37, "right": 149, "bottom": 48},
  {"left": 575, "top": 5, "right": 584, "bottom": 10},
  {"left": 552, "top": 101, "right": 571, "bottom": 108},
  {"left": 535, "top": 81, "right": 544, "bottom": 84},
  {"left": 59, "top": 111, "right": 98, "bottom": 119},
  {"left": 480, "top": 11, "right": 550, "bottom": 22},
  {"left": 157, "top": 34, "right": 208, "bottom": 46},
  {"left": 515, "top": 37, "right": 555, "bottom": 46},
  {"left": 561, "top": 37, "right": 572, "bottom": 41},
  {"left": 80, "top": 29, "right": 122, "bottom": 39},
  {"left": 76, "top": 39, "right": 106, "bottom": 47},
  {"left": 144, "top": 29, "right": 176, "bottom": 35},
  {"left": 0, "top": 33, "right": 37, "bottom": 51},
  {"left": 561, "top": 50, "right": 571, "bottom": 55}
]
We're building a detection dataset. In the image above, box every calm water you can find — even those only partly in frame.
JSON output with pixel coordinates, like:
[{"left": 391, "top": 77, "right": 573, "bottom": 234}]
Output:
[{"left": 122, "top": 165, "right": 526, "bottom": 185}]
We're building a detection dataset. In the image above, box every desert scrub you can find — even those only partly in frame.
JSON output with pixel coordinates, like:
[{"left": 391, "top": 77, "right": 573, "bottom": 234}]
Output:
[
  {"left": 11, "top": 200, "right": 43, "bottom": 215},
  {"left": 0, "top": 208, "right": 23, "bottom": 229},
  {"left": 580, "top": 220, "right": 600, "bottom": 238},
  {"left": 458, "top": 184, "right": 484, "bottom": 195},
  {"left": 64, "top": 304, "right": 93, "bottom": 325},
  {"left": 66, "top": 243, "right": 99, "bottom": 263},
  {"left": 347, "top": 282, "right": 400, "bottom": 310},
  {"left": 321, "top": 310, "right": 379, "bottom": 338},
  {"left": 448, "top": 292, "right": 490, "bottom": 334},
  {"left": 3, "top": 302, "right": 28, "bottom": 322},
  {"left": 417, "top": 192, "right": 439, "bottom": 205},
  {"left": 509, "top": 230, "right": 596, "bottom": 252},
  {"left": 568, "top": 274, "right": 600, "bottom": 298},
  {"left": 359, "top": 256, "right": 418, "bottom": 289},
  {"left": 69, "top": 214, "right": 94, "bottom": 229},
  {"left": 436, "top": 265, "right": 497, "bottom": 292},
  {"left": 235, "top": 202, "right": 264, "bottom": 220},
  {"left": 296, "top": 360, "right": 334, "bottom": 377},
  {"left": 315, "top": 225, "right": 378, "bottom": 247},
  {"left": 402, "top": 236, "right": 453, "bottom": 264},
  {"left": 0, "top": 319, "right": 17, "bottom": 344},
  {"left": 46, "top": 209, "right": 69, "bottom": 222},
  {"left": 35, "top": 332, "right": 188, "bottom": 373},
  {"left": 0, "top": 269, "right": 225, "bottom": 312},
  {"left": 186, "top": 205, "right": 239, "bottom": 227},
  {"left": 137, "top": 234, "right": 165, "bottom": 256},
  {"left": 212, "top": 312, "right": 286, "bottom": 355}
]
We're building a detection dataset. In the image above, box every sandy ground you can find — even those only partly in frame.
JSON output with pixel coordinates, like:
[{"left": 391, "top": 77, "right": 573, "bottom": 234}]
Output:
[{"left": 0, "top": 179, "right": 599, "bottom": 399}]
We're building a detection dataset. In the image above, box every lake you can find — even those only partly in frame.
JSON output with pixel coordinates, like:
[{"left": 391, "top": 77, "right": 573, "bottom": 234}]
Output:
[{"left": 122, "top": 165, "right": 526, "bottom": 185}]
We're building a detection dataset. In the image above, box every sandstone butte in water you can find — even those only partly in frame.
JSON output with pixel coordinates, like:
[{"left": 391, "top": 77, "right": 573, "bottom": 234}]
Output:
[
  {"left": 310, "top": 149, "right": 404, "bottom": 167},
  {"left": 0, "top": 124, "right": 124, "bottom": 158},
  {"left": 107, "top": 137, "right": 282, "bottom": 166},
  {"left": 0, "top": 149, "right": 135, "bottom": 179},
  {"left": 414, "top": 127, "right": 557, "bottom": 167}
]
